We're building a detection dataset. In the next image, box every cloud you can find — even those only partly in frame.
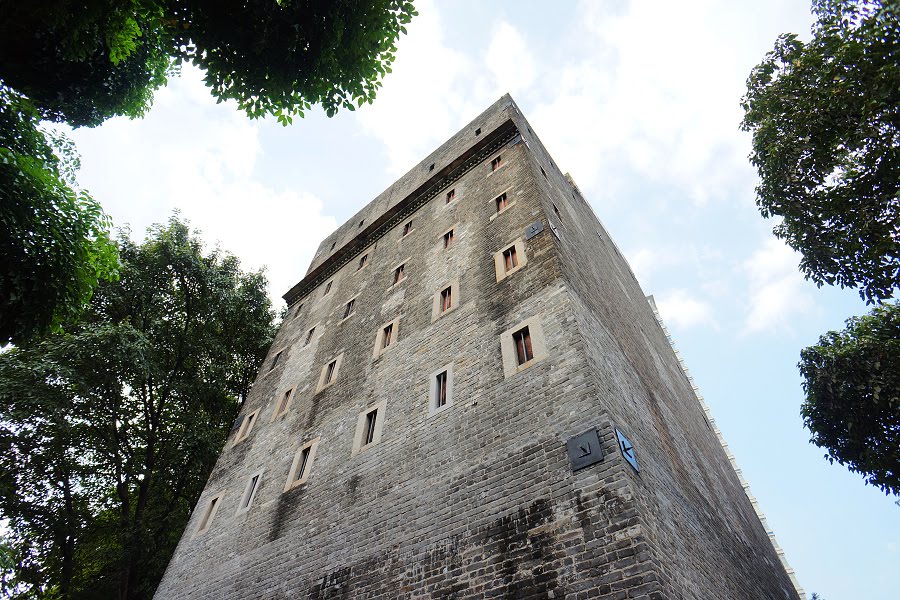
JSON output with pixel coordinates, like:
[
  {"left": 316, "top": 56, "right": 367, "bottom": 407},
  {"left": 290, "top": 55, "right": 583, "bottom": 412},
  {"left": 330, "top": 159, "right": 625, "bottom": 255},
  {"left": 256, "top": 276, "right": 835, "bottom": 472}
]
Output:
[
  {"left": 70, "top": 66, "right": 336, "bottom": 305},
  {"left": 654, "top": 289, "right": 715, "bottom": 330},
  {"left": 740, "top": 238, "right": 814, "bottom": 335}
]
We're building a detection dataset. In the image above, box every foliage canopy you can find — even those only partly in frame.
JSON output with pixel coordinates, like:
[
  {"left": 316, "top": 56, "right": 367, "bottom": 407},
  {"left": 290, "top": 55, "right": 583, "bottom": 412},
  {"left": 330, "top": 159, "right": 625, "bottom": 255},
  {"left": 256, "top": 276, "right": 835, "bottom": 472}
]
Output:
[
  {"left": 799, "top": 302, "right": 900, "bottom": 496},
  {"left": 0, "top": 217, "right": 276, "bottom": 599},
  {"left": 741, "top": 0, "right": 900, "bottom": 303},
  {"left": 0, "top": 0, "right": 417, "bottom": 126},
  {"left": 0, "top": 87, "right": 119, "bottom": 346}
]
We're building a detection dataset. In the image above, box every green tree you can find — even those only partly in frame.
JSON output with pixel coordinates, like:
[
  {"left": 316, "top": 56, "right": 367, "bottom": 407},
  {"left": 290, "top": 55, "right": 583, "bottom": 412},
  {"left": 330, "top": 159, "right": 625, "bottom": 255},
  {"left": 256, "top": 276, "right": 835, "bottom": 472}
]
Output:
[
  {"left": 0, "top": 0, "right": 417, "bottom": 125},
  {"left": 799, "top": 302, "right": 899, "bottom": 496},
  {"left": 0, "top": 217, "right": 276, "bottom": 600},
  {"left": 741, "top": 0, "right": 899, "bottom": 303},
  {"left": 0, "top": 86, "right": 119, "bottom": 346}
]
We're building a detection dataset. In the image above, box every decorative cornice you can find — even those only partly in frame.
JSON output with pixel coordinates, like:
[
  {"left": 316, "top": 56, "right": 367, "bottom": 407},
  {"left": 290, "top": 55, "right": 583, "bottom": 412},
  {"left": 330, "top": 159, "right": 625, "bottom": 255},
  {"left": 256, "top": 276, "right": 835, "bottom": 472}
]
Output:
[{"left": 283, "top": 119, "right": 520, "bottom": 307}]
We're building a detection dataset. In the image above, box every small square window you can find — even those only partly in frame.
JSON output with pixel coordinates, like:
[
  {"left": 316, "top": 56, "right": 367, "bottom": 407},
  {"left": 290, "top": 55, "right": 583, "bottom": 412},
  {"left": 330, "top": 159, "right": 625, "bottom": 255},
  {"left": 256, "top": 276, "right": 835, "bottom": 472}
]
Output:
[
  {"left": 284, "top": 438, "right": 320, "bottom": 491},
  {"left": 323, "top": 281, "right": 332, "bottom": 295},
  {"left": 495, "top": 192, "right": 509, "bottom": 213},
  {"left": 475, "top": 128, "right": 481, "bottom": 136},
  {"left": 372, "top": 318, "right": 401, "bottom": 358},
  {"left": 330, "top": 241, "right": 336, "bottom": 251},
  {"left": 443, "top": 229, "right": 455, "bottom": 249},
  {"left": 393, "top": 264, "right": 406, "bottom": 285},
  {"left": 305, "top": 327, "right": 316, "bottom": 346},
  {"left": 491, "top": 155, "right": 502, "bottom": 171},
  {"left": 402, "top": 221, "right": 413, "bottom": 237},
  {"left": 343, "top": 298, "right": 355, "bottom": 319},
  {"left": 273, "top": 388, "right": 293, "bottom": 420},
  {"left": 513, "top": 326, "right": 534, "bottom": 366},
  {"left": 270, "top": 350, "right": 284, "bottom": 370},
  {"left": 193, "top": 491, "right": 225, "bottom": 537},
  {"left": 446, "top": 189, "right": 455, "bottom": 204},
  {"left": 315, "top": 353, "right": 344, "bottom": 393},
  {"left": 440, "top": 287, "right": 452, "bottom": 313},
  {"left": 494, "top": 239, "right": 528, "bottom": 282},
  {"left": 429, "top": 163, "right": 435, "bottom": 172},
  {"left": 358, "top": 219, "right": 365, "bottom": 228},
  {"left": 233, "top": 408, "right": 260, "bottom": 445},
  {"left": 500, "top": 316, "right": 548, "bottom": 378},
  {"left": 352, "top": 400, "right": 386, "bottom": 455},
  {"left": 358, "top": 254, "right": 368, "bottom": 270}
]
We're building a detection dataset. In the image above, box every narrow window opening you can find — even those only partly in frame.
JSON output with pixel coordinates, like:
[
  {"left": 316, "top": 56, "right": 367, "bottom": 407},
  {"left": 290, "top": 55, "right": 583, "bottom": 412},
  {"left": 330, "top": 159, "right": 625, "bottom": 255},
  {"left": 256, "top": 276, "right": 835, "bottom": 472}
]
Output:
[
  {"left": 330, "top": 241, "right": 336, "bottom": 251},
  {"left": 245, "top": 412, "right": 256, "bottom": 431},
  {"left": 296, "top": 446, "right": 311, "bottom": 481},
  {"left": 443, "top": 229, "right": 455, "bottom": 249},
  {"left": 503, "top": 246, "right": 518, "bottom": 272},
  {"left": 324, "top": 281, "right": 332, "bottom": 295},
  {"left": 429, "top": 163, "right": 435, "bottom": 172},
  {"left": 435, "top": 371, "right": 448, "bottom": 408},
  {"left": 305, "top": 327, "right": 316, "bottom": 346},
  {"left": 475, "top": 127, "right": 482, "bottom": 136},
  {"left": 294, "top": 303, "right": 303, "bottom": 317},
  {"left": 402, "top": 221, "right": 413, "bottom": 236},
  {"left": 495, "top": 192, "right": 509, "bottom": 212},
  {"left": 358, "top": 219, "right": 365, "bottom": 228},
  {"left": 324, "top": 359, "right": 337, "bottom": 383},
  {"left": 271, "top": 350, "right": 283, "bottom": 370},
  {"left": 540, "top": 166, "right": 547, "bottom": 179},
  {"left": 491, "top": 155, "right": 502, "bottom": 171},
  {"left": 513, "top": 327, "right": 534, "bottom": 366},
  {"left": 343, "top": 299, "right": 355, "bottom": 319},
  {"left": 358, "top": 254, "right": 368, "bottom": 270},
  {"left": 553, "top": 203, "right": 562, "bottom": 221},
  {"left": 445, "top": 189, "right": 455, "bottom": 204},
  {"left": 381, "top": 323, "right": 394, "bottom": 350},
  {"left": 276, "top": 389, "right": 291, "bottom": 416},
  {"left": 198, "top": 497, "right": 218, "bottom": 531},
  {"left": 364, "top": 410, "right": 378, "bottom": 446},
  {"left": 242, "top": 475, "right": 260, "bottom": 509},
  {"left": 393, "top": 264, "right": 405, "bottom": 285},
  {"left": 440, "top": 287, "right": 452, "bottom": 313}
]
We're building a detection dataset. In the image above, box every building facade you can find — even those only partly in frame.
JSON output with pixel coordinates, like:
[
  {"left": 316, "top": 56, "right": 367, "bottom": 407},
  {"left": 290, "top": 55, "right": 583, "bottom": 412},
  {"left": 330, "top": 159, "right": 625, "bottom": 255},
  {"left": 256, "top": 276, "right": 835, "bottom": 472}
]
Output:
[{"left": 155, "top": 96, "right": 801, "bottom": 599}]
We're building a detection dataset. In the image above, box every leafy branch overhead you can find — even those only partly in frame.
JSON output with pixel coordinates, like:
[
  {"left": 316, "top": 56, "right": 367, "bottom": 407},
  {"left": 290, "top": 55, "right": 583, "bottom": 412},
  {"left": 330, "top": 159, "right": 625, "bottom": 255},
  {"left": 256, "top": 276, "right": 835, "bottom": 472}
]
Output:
[
  {"left": 741, "top": 0, "right": 900, "bottom": 303},
  {"left": 0, "top": 0, "right": 418, "bottom": 126}
]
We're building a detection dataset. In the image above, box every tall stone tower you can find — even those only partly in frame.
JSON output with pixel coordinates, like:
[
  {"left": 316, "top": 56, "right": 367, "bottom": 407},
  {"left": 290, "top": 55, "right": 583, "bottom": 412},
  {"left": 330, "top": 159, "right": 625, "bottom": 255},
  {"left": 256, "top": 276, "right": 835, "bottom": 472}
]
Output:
[{"left": 155, "top": 96, "right": 801, "bottom": 599}]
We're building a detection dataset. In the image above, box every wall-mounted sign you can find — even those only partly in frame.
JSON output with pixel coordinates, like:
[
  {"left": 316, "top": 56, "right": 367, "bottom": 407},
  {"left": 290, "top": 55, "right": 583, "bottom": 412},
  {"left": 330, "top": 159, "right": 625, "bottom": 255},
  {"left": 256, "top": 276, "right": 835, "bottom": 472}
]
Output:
[
  {"left": 615, "top": 428, "right": 638, "bottom": 472},
  {"left": 567, "top": 428, "right": 603, "bottom": 471}
]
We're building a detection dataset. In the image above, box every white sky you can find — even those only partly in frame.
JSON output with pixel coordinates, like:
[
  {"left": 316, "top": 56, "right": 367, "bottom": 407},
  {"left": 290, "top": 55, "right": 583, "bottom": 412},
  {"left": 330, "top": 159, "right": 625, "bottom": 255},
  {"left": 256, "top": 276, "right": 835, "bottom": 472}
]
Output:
[{"left": 68, "top": 1, "right": 898, "bottom": 597}]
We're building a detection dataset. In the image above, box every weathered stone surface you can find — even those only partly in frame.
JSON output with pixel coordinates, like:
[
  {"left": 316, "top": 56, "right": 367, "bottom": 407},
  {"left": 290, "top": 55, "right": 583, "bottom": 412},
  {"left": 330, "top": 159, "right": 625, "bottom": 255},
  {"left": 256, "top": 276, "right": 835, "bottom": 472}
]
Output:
[{"left": 155, "top": 96, "right": 800, "bottom": 600}]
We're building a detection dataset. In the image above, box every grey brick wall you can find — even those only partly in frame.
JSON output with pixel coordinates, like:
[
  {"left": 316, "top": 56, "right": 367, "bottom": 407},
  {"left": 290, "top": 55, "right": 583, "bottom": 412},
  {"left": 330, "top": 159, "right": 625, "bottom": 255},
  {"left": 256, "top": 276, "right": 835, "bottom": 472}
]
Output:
[{"left": 154, "top": 96, "right": 799, "bottom": 600}]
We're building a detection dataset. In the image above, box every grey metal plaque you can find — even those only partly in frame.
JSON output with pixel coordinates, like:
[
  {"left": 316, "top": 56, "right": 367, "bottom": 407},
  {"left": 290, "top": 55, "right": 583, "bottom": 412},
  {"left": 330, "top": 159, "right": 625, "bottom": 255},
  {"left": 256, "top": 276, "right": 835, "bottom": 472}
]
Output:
[
  {"left": 525, "top": 220, "right": 544, "bottom": 240},
  {"left": 615, "top": 428, "right": 638, "bottom": 472},
  {"left": 567, "top": 428, "right": 603, "bottom": 471}
]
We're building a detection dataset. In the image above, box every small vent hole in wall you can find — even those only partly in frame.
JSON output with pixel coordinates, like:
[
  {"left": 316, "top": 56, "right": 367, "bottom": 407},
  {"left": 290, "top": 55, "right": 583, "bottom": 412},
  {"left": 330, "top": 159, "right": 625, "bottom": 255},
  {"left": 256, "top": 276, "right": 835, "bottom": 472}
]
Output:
[{"left": 475, "top": 128, "right": 481, "bottom": 136}]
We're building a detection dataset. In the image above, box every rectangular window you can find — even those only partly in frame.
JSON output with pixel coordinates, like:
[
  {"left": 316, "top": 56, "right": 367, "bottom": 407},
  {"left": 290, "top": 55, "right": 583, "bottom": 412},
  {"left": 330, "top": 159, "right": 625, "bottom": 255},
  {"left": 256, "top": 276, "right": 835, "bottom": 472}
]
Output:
[
  {"left": 198, "top": 497, "right": 218, "bottom": 531},
  {"left": 446, "top": 189, "right": 455, "bottom": 203},
  {"left": 284, "top": 438, "right": 320, "bottom": 491},
  {"left": 435, "top": 371, "right": 448, "bottom": 408},
  {"left": 324, "top": 359, "right": 337, "bottom": 383},
  {"left": 358, "top": 219, "right": 365, "bottom": 228},
  {"left": 343, "top": 299, "right": 355, "bottom": 319},
  {"left": 553, "top": 203, "right": 562, "bottom": 221},
  {"left": 440, "top": 287, "right": 452, "bottom": 313},
  {"left": 364, "top": 409, "right": 377, "bottom": 446},
  {"left": 381, "top": 323, "right": 393, "bottom": 350},
  {"left": 540, "top": 166, "right": 547, "bottom": 179},
  {"left": 324, "top": 281, "right": 332, "bottom": 295},
  {"left": 296, "top": 446, "right": 311, "bottom": 481},
  {"left": 443, "top": 229, "right": 455, "bottom": 249},
  {"left": 393, "top": 264, "right": 405, "bottom": 285},
  {"left": 233, "top": 408, "right": 260, "bottom": 445},
  {"left": 402, "top": 221, "right": 413, "bottom": 236},
  {"left": 305, "top": 327, "right": 316, "bottom": 346},
  {"left": 270, "top": 350, "right": 283, "bottom": 370},
  {"left": 293, "top": 303, "right": 303, "bottom": 318},
  {"left": 503, "top": 246, "right": 518, "bottom": 271},
  {"left": 358, "top": 254, "right": 368, "bottom": 270},
  {"left": 495, "top": 192, "right": 509, "bottom": 212},
  {"left": 242, "top": 475, "right": 259, "bottom": 509},
  {"left": 491, "top": 155, "right": 502, "bottom": 171},
  {"left": 274, "top": 389, "right": 292, "bottom": 418},
  {"left": 513, "top": 327, "right": 534, "bottom": 366}
]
